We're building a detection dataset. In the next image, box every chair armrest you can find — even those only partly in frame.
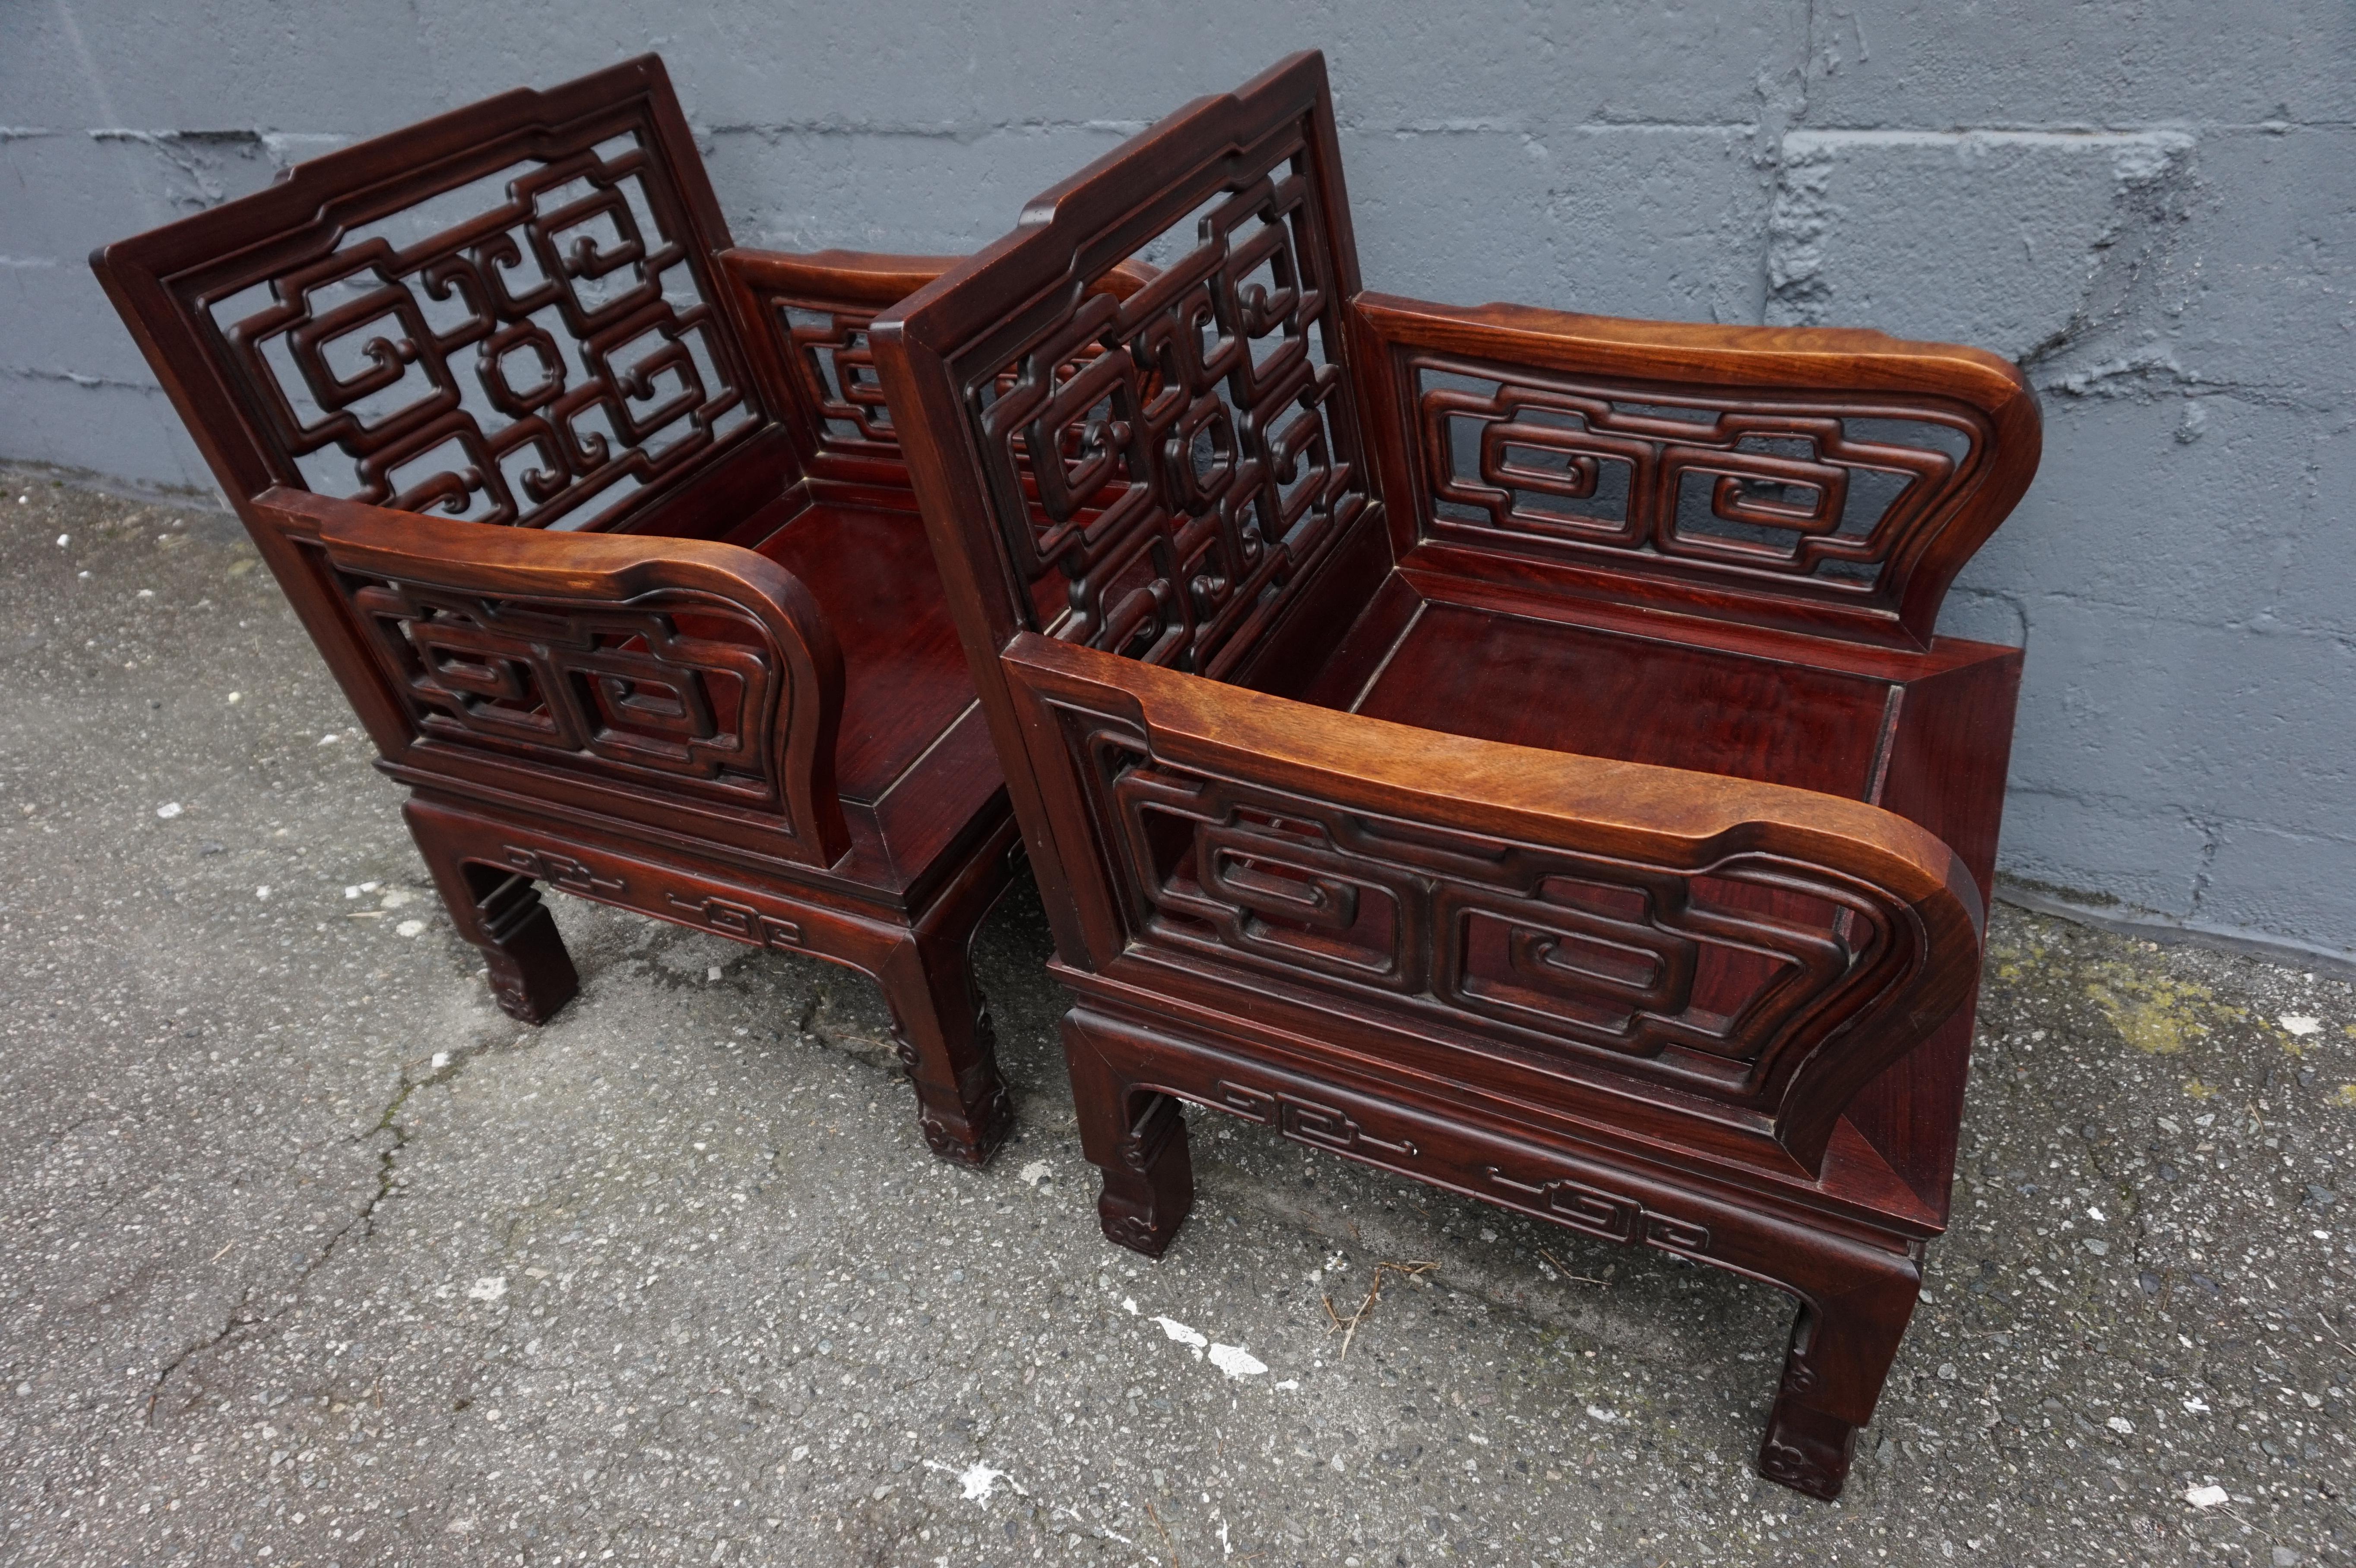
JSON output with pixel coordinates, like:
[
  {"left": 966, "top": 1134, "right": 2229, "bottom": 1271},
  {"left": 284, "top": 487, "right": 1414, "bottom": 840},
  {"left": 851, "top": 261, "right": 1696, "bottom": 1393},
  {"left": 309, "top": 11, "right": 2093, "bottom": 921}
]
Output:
[
  {"left": 1001, "top": 630, "right": 1983, "bottom": 1175},
  {"left": 258, "top": 486, "right": 851, "bottom": 866},
  {"left": 718, "top": 247, "right": 969, "bottom": 313},
  {"left": 1353, "top": 292, "right": 2042, "bottom": 647},
  {"left": 719, "top": 247, "right": 1163, "bottom": 310}
]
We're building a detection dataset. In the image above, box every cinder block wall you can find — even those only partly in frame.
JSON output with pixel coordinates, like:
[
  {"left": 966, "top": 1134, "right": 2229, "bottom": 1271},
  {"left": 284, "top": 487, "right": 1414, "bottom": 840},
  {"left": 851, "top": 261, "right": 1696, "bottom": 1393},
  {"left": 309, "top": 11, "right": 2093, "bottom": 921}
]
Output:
[{"left": 5, "top": 3, "right": 2352, "bottom": 961}]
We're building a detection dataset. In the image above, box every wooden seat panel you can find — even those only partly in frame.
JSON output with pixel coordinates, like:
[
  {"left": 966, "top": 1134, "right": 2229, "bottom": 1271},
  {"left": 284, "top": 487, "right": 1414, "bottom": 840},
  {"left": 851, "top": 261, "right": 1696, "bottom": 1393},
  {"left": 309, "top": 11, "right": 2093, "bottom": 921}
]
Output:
[
  {"left": 1345, "top": 599, "right": 1893, "bottom": 801},
  {"left": 744, "top": 499, "right": 975, "bottom": 807}
]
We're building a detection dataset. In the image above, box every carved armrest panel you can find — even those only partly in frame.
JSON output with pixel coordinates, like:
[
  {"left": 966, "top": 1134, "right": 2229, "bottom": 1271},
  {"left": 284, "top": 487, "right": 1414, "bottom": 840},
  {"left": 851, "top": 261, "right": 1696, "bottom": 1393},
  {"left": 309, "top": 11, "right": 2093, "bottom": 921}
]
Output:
[
  {"left": 719, "top": 249, "right": 960, "bottom": 470},
  {"left": 1005, "top": 633, "right": 1982, "bottom": 1172},
  {"left": 263, "top": 488, "right": 849, "bottom": 866},
  {"left": 1358, "top": 296, "right": 2040, "bottom": 647}
]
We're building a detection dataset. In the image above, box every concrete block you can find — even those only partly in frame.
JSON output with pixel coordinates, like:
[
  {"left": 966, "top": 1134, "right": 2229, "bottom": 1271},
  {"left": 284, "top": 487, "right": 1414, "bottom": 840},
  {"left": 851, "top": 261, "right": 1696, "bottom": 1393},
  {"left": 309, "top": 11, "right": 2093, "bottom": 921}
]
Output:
[
  {"left": 1764, "top": 127, "right": 2196, "bottom": 358},
  {"left": 0, "top": 253, "right": 165, "bottom": 386},
  {"left": 1345, "top": 123, "right": 1772, "bottom": 325},
  {"left": 1995, "top": 786, "right": 2209, "bottom": 918},
  {"left": 0, "top": 373, "right": 213, "bottom": 490},
  {"left": 0, "top": 0, "right": 434, "bottom": 135},
  {"left": 1963, "top": 395, "right": 2318, "bottom": 629},
  {"left": 700, "top": 124, "right": 1135, "bottom": 255},
  {"left": 0, "top": 128, "right": 282, "bottom": 266},
  {"left": 2162, "top": 126, "right": 2356, "bottom": 406},
  {"left": 2269, "top": 411, "right": 2356, "bottom": 642},
  {"left": 2197, "top": 822, "right": 2356, "bottom": 958},
  {"left": 2008, "top": 594, "right": 2356, "bottom": 845},
  {"left": 1802, "top": 0, "right": 2356, "bottom": 129}
]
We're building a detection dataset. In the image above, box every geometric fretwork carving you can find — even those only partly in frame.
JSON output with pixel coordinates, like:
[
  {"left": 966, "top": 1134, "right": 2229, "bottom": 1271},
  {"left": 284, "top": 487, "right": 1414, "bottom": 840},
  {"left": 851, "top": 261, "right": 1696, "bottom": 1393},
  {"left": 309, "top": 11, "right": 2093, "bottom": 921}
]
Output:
[
  {"left": 1417, "top": 355, "right": 1987, "bottom": 608},
  {"left": 204, "top": 127, "right": 755, "bottom": 531},
  {"left": 1083, "top": 719, "right": 1917, "bottom": 1111},
  {"left": 1485, "top": 1167, "right": 1712, "bottom": 1254},
  {"left": 777, "top": 301, "right": 897, "bottom": 462},
  {"left": 344, "top": 575, "right": 785, "bottom": 809},
  {"left": 964, "top": 131, "right": 1374, "bottom": 679}
]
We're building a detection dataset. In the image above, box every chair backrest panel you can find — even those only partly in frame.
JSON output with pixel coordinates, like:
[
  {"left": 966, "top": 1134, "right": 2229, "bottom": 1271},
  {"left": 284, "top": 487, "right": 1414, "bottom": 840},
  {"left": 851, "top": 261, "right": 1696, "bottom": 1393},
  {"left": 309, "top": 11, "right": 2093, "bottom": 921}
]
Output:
[
  {"left": 95, "top": 56, "right": 765, "bottom": 534},
  {"left": 885, "top": 52, "right": 1381, "bottom": 683}
]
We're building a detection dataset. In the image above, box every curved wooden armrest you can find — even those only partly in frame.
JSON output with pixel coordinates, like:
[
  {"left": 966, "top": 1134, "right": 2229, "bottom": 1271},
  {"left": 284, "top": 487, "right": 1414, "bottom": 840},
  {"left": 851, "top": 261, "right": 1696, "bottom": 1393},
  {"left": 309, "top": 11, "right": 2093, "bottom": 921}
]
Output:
[
  {"left": 1358, "top": 293, "right": 2033, "bottom": 417},
  {"left": 258, "top": 486, "right": 850, "bottom": 866},
  {"left": 1003, "top": 631, "right": 1983, "bottom": 1174},
  {"left": 718, "top": 247, "right": 967, "bottom": 312},
  {"left": 720, "top": 247, "right": 1161, "bottom": 311},
  {"left": 1355, "top": 292, "right": 2042, "bottom": 648}
]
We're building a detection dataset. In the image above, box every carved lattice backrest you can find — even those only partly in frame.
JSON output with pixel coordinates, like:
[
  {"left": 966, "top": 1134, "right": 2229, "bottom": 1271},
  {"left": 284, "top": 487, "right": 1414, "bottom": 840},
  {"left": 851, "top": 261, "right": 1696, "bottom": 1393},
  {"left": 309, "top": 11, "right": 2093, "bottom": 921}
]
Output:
[
  {"left": 98, "top": 57, "right": 760, "bottom": 534},
  {"left": 883, "top": 53, "right": 1378, "bottom": 683}
]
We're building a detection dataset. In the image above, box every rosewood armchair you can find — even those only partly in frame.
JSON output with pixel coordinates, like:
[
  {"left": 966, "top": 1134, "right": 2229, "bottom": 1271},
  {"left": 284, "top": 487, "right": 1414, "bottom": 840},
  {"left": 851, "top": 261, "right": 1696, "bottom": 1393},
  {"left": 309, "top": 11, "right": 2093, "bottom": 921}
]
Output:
[
  {"left": 92, "top": 57, "right": 1035, "bottom": 1164},
  {"left": 875, "top": 52, "right": 2037, "bottom": 1496}
]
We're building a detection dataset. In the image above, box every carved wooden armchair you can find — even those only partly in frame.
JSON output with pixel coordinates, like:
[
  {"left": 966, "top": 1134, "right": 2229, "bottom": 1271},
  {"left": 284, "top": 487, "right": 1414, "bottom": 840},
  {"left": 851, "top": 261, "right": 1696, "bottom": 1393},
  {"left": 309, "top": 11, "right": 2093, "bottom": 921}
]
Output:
[
  {"left": 875, "top": 52, "right": 2038, "bottom": 1496},
  {"left": 91, "top": 56, "right": 1033, "bottom": 1165}
]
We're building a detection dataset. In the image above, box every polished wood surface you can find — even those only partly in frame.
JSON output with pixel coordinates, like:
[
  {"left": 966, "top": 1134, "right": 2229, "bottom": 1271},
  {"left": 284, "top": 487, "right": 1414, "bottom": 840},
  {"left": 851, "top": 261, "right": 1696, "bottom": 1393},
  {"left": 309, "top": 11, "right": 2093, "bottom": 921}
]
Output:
[
  {"left": 876, "top": 49, "right": 2038, "bottom": 1497},
  {"left": 92, "top": 56, "right": 1023, "bottom": 1167}
]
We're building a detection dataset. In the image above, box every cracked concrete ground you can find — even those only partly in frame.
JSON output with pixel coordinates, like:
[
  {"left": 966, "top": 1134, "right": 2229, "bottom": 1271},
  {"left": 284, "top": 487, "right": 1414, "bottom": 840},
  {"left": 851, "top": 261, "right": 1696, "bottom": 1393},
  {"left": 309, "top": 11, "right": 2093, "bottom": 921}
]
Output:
[{"left": 2, "top": 464, "right": 2353, "bottom": 1567}]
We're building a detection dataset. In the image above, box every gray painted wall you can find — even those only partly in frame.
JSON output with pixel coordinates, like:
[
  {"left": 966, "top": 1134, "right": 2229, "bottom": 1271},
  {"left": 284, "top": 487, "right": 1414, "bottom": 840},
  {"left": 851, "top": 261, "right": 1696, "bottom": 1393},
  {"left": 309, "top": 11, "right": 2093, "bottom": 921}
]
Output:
[{"left": 6, "top": 2, "right": 2353, "bottom": 961}]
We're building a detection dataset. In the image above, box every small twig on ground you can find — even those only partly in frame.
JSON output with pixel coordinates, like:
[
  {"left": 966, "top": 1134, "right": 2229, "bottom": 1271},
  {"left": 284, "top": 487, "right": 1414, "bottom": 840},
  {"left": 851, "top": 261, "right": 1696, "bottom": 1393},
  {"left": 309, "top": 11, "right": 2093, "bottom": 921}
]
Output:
[
  {"left": 208, "top": 1240, "right": 235, "bottom": 1263},
  {"left": 1536, "top": 1247, "right": 1607, "bottom": 1286},
  {"left": 1324, "top": 1261, "right": 1439, "bottom": 1360},
  {"left": 2320, "top": 1311, "right": 2356, "bottom": 1360},
  {"left": 1145, "top": 1499, "right": 1181, "bottom": 1568}
]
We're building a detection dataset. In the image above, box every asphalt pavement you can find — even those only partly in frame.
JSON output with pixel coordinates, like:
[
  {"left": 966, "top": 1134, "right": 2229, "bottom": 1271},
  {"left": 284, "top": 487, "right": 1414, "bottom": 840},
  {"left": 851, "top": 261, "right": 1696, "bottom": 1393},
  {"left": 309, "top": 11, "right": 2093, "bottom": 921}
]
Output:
[{"left": 2, "top": 465, "right": 2350, "bottom": 1566}]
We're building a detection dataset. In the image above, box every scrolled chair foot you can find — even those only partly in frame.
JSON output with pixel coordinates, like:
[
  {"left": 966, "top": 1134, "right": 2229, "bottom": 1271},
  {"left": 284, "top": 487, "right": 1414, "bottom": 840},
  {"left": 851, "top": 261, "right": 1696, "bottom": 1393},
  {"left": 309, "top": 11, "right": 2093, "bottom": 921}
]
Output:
[
  {"left": 1094, "top": 1091, "right": 1193, "bottom": 1258},
  {"left": 1758, "top": 1396, "right": 1861, "bottom": 1500}
]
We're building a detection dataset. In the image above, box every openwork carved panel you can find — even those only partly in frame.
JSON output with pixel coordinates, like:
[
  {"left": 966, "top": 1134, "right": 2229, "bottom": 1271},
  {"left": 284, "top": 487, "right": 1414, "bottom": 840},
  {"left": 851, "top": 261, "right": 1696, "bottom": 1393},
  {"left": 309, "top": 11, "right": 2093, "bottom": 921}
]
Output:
[
  {"left": 1413, "top": 354, "right": 1988, "bottom": 609},
  {"left": 342, "top": 574, "right": 789, "bottom": 812},
  {"left": 203, "top": 125, "right": 756, "bottom": 531},
  {"left": 963, "top": 135, "right": 1374, "bottom": 679},
  {"left": 1073, "top": 716, "right": 1922, "bottom": 1109},
  {"left": 774, "top": 301, "right": 898, "bottom": 462}
]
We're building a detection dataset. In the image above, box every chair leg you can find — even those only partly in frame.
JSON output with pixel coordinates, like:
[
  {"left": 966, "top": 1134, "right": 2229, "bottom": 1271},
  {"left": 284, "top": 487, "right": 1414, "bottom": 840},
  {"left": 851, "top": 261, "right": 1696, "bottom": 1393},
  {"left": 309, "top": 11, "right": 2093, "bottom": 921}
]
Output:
[
  {"left": 1756, "top": 1246, "right": 1922, "bottom": 1501},
  {"left": 875, "top": 936, "right": 1013, "bottom": 1168},
  {"left": 1064, "top": 1012, "right": 1193, "bottom": 1258},
  {"left": 405, "top": 806, "right": 578, "bottom": 1025}
]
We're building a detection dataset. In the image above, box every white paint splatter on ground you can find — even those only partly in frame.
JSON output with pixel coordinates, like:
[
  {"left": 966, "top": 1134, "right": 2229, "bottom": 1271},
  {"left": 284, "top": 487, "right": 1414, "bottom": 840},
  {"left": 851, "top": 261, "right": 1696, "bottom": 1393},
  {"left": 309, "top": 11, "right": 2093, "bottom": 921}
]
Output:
[
  {"left": 1018, "top": 1160, "right": 1052, "bottom": 1187},
  {"left": 466, "top": 1276, "right": 506, "bottom": 1302},
  {"left": 2280, "top": 1015, "right": 2322, "bottom": 1036},
  {"left": 1153, "top": 1316, "right": 1208, "bottom": 1356},
  {"left": 1207, "top": 1343, "right": 1267, "bottom": 1379},
  {"left": 924, "top": 1458, "right": 1025, "bottom": 1503},
  {"left": 2185, "top": 1484, "right": 2230, "bottom": 1508}
]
